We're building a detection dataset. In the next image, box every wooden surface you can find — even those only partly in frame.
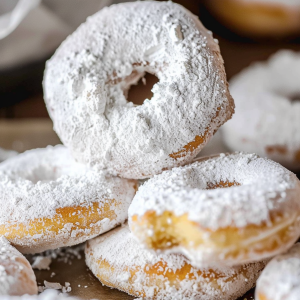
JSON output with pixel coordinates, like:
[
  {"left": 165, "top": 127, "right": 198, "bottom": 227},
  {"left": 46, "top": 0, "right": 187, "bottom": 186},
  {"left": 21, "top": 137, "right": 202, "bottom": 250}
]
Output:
[{"left": 0, "top": 119, "right": 60, "bottom": 151}]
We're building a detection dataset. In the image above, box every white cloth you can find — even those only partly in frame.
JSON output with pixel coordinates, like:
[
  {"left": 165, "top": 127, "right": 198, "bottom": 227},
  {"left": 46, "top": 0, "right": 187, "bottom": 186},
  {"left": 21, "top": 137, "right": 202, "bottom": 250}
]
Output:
[
  {"left": 0, "top": 0, "right": 40, "bottom": 39},
  {"left": 0, "top": 0, "right": 118, "bottom": 69}
]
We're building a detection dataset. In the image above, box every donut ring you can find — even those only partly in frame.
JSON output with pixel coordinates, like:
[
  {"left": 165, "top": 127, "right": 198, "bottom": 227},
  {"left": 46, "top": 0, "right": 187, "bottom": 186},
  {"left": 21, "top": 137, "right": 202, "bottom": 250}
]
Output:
[
  {"left": 256, "top": 243, "right": 300, "bottom": 300},
  {"left": 204, "top": 0, "right": 300, "bottom": 39},
  {"left": 222, "top": 50, "right": 300, "bottom": 170},
  {"left": 129, "top": 152, "right": 300, "bottom": 267},
  {"left": 43, "top": 1, "right": 234, "bottom": 179},
  {"left": 0, "top": 237, "right": 37, "bottom": 295},
  {"left": 0, "top": 145, "right": 137, "bottom": 253},
  {"left": 85, "top": 225, "right": 265, "bottom": 300}
]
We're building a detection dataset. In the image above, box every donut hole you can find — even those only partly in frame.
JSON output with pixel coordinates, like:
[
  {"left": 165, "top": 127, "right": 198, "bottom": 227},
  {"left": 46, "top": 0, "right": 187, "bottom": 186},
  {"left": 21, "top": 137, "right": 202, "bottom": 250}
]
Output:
[{"left": 126, "top": 72, "right": 159, "bottom": 106}]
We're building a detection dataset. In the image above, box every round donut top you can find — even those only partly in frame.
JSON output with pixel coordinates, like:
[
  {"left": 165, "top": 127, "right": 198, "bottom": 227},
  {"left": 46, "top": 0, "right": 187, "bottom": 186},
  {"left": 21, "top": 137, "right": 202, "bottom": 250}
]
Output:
[
  {"left": 44, "top": 1, "right": 233, "bottom": 177},
  {"left": 0, "top": 237, "right": 36, "bottom": 295},
  {"left": 256, "top": 243, "right": 300, "bottom": 300},
  {"left": 86, "top": 225, "right": 265, "bottom": 298},
  {"left": 0, "top": 145, "right": 135, "bottom": 224},
  {"left": 129, "top": 152, "right": 300, "bottom": 230},
  {"left": 224, "top": 50, "right": 300, "bottom": 150}
]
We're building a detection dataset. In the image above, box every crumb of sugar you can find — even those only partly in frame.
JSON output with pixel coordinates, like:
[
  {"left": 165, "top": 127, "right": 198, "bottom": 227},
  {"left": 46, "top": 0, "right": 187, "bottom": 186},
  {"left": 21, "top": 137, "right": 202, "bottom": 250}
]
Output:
[
  {"left": 44, "top": 281, "right": 62, "bottom": 290},
  {"left": 40, "top": 281, "right": 72, "bottom": 294},
  {"left": 32, "top": 256, "right": 52, "bottom": 270}
]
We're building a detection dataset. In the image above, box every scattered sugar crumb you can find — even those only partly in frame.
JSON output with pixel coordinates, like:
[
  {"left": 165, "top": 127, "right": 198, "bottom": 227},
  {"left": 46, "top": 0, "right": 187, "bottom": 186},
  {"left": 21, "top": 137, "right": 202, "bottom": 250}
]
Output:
[
  {"left": 44, "top": 281, "right": 62, "bottom": 290},
  {"left": 32, "top": 256, "right": 52, "bottom": 270}
]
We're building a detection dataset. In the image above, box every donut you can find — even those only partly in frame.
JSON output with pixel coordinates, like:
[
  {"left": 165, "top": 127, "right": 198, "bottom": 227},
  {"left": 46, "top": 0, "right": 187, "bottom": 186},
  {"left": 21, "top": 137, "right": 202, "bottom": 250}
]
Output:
[
  {"left": 0, "top": 237, "right": 37, "bottom": 295},
  {"left": 129, "top": 152, "right": 300, "bottom": 267},
  {"left": 256, "top": 243, "right": 300, "bottom": 300},
  {"left": 85, "top": 225, "right": 265, "bottom": 300},
  {"left": 204, "top": 0, "right": 300, "bottom": 39},
  {"left": 0, "top": 145, "right": 137, "bottom": 253},
  {"left": 222, "top": 50, "right": 300, "bottom": 170},
  {"left": 43, "top": 1, "right": 234, "bottom": 179}
]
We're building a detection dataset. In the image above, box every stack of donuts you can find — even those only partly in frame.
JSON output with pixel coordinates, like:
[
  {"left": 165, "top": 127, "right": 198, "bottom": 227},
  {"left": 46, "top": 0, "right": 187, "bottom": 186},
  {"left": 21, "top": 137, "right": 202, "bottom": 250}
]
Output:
[{"left": 1, "top": 1, "right": 300, "bottom": 300}]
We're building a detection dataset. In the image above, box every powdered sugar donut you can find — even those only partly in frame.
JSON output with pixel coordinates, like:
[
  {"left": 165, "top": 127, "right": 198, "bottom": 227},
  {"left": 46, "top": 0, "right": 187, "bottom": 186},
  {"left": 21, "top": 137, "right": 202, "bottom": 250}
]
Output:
[
  {"left": 0, "top": 237, "right": 37, "bottom": 295},
  {"left": 43, "top": 1, "right": 234, "bottom": 179},
  {"left": 85, "top": 225, "right": 265, "bottom": 300},
  {"left": 222, "top": 50, "right": 300, "bottom": 169},
  {"left": 256, "top": 243, "right": 300, "bottom": 300},
  {"left": 205, "top": 0, "right": 300, "bottom": 38},
  {"left": 0, "top": 145, "right": 137, "bottom": 253},
  {"left": 129, "top": 153, "right": 300, "bottom": 267}
]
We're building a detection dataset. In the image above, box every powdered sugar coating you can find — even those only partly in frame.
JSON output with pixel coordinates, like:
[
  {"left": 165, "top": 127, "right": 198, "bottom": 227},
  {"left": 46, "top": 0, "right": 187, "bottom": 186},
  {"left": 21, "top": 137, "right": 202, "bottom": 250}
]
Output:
[
  {"left": 85, "top": 225, "right": 265, "bottom": 300},
  {"left": 0, "top": 145, "right": 136, "bottom": 253},
  {"left": 43, "top": 1, "right": 234, "bottom": 179},
  {"left": 0, "top": 148, "right": 17, "bottom": 162},
  {"left": 222, "top": 50, "right": 300, "bottom": 169},
  {"left": 256, "top": 243, "right": 300, "bottom": 300},
  {"left": 0, "top": 237, "right": 37, "bottom": 295},
  {"left": 129, "top": 153, "right": 300, "bottom": 266},
  {"left": 129, "top": 152, "right": 300, "bottom": 229}
]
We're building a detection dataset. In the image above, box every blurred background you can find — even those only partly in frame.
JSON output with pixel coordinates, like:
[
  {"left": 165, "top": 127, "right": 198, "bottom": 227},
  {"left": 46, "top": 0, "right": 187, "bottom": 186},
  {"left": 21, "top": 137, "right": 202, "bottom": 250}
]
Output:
[{"left": 0, "top": 0, "right": 300, "bottom": 152}]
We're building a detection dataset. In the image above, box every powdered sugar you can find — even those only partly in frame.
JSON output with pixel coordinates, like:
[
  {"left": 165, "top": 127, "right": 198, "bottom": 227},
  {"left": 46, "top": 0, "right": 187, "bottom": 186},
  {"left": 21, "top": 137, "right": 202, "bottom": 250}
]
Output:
[
  {"left": 44, "top": 1, "right": 233, "bottom": 179},
  {"left": 0, "top": 290, "right": 78, "bottom": 300},
  {"left": 256, "top": 243, "right": 300, "bottom": 300},
  {"left": 129, "top": 152, "right": 300, "bottom": 229},
  {"left": 31, "top": 256, "right": 52, "bottom": 270},
  {"left": 129, "top": 153, "right": 300, "bottom": 266},
  {"left": 0, "top": 148, "right": 17, "bottom": 163},
  {"left": 0, "top": 237, "right": 37, "bottom": 295},
  {"left": 85, "top": 225, "right": 265, "bottom": 300},
  {"left": 38, "top": 282, "right": 71, "bottom": 294},
  {"left": 222, "top": 50, "right": 300, "bottom": 169},
  {"left": 0, "top": 145, "right": 136, "bottom": 253}
]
